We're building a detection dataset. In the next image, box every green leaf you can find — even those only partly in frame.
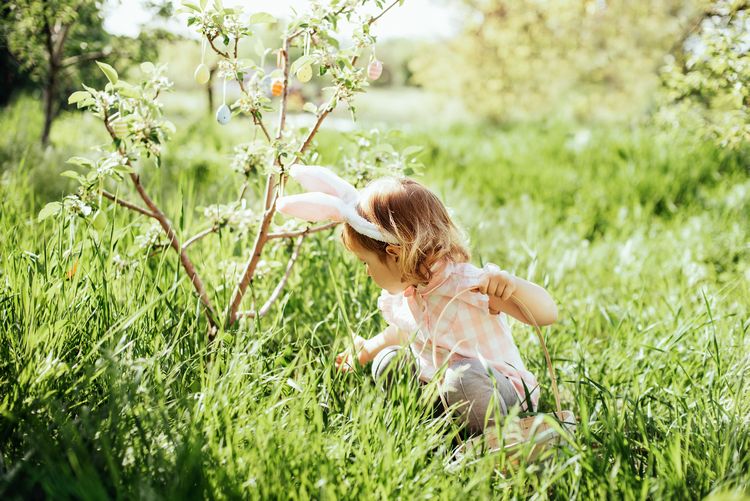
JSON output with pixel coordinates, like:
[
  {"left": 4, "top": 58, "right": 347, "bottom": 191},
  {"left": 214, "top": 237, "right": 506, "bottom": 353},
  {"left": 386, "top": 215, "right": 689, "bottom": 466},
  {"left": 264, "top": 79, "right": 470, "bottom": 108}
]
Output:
[
  {"left": 38, "top": 202, "right": 62, "bottom": 221},
  {"left": 140, "top": 62, "right": 155, "bottom": 73},
  {"left": 302, "top": 102, "right": 318, "bottom": 114},
  {"left": 96, "top": 61, "right": 118, "bottom": 85},
  {"left": 115, "top": 81, "right": 140, "bottom": 98},
  {"left": 77, "top": 97, "right": 95, "bottom": 109},
  {"left": 290, "top": 55, "right": 315, "bottom": 75},
  {"left": 60, "top": 170, "right": 83, "bottom": 182},
  {"left": 249, "top": 12, "right": 276, "bottom": 24},
  {"left": 321, "top": 32, "right": 340, "bottom": 50},
  {"left": 402, "top": 145, "right": 424, "bottom": 157},
  {"left": 68, "top": 91, "right": 91, "bottom": 105},
  {"left": 113, "top": 164, "right": 135, "bottom": 175},
  {"left": 66, "top": 156, "right": 94, "bottom": 168},
  {"left": 181, "top": 1, "right": 200, "bottom": 11}
]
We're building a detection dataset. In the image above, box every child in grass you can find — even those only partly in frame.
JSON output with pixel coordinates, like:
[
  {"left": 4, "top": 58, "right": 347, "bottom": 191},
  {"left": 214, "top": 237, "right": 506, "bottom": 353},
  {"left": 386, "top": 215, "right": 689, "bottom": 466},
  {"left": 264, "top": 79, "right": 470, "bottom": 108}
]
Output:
[{"left": 277, "top": 164, "right": 559, "bottom": 438}]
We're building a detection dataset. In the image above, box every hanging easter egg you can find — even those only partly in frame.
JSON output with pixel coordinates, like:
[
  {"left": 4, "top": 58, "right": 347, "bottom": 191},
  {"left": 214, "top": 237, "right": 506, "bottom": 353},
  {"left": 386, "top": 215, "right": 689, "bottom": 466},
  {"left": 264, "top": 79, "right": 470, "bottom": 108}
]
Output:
[
  {"left": 296, "top": 64, "right": 312, "bottom": 83},
  {"left": 216, "top": 104, "right": 231, "bottom": 125},
  {"left": 111, "top": 118, "right": 129, "bottom": 139},
  {"left": 194, "top": 63, "right": 210, "bottom": 85},
  {"left": 271, "top": 79, "right": 284, "bottom": 97},
  {"left": 367, "top": 59, "right": 383, "bottom": 80},
  {"left": 260, "top": 75, "right": 273, "bottom": 95}
]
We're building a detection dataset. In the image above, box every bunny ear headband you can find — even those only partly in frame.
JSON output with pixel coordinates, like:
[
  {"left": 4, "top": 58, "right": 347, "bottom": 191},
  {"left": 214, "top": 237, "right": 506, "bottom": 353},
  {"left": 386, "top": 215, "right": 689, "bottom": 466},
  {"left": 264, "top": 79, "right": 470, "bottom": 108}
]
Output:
[{"left": 276, "top": 164, "right": 399, "bottom": 244}]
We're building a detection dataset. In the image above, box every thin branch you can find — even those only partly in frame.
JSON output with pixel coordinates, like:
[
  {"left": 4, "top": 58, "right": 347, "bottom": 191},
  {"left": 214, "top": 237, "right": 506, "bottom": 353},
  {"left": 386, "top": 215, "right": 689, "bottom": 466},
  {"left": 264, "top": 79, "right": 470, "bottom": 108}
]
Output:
[
  {"left": 276, "top": 39, "right": 291, "bottom": 138},
  {"left": 207, "top": 35, "right": 230, "bottom": 58},
  {"left": 226, "top": 200, "right": 278, "bottom": 324},
  {"left": 184, "top": 226, "right": 217, "bottom": 250},
  {"left": 252, "top": 112, "right": 272, "bottom": 142},
  {"left": 237, "top": 180, "right": 249, "bottom": 204},
  {"left": 102, "top": 109, "right": 219, "bottom": 329},
  {"left": 298, "top": 104, "right": 333, "bottom": 154},
  {"left": 127, "top": 171, "right": 219, "bottom": 328},
  {"left": 238, "top": 235, "right": 306, "bottom": 319},
  {"left": 54, "top": 23, "right": 72, "bottom": 64},
  {"left": 101, "top": 190, "right": 156, "bottom": 218},
  {"left": 62, "top": 48, "right": 113, "bottom": 68},
  {"left": 267, "top": 221, "right": 339, "bottom": 240},
  {"left": 368, "top": 0, "right": 401, "bottom": 26}
]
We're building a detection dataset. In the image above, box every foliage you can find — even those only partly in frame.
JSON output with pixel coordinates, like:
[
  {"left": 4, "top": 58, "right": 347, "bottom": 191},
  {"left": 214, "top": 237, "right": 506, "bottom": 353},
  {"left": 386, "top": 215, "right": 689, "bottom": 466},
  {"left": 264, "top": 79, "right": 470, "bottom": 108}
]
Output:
[
  {"left": 658, "top": 0, "right": 750, "bottom": 149},
  {"left": 0, "top": 0, "right": 169, "bottom": 143},
  {"left": 409, "top": 0, "right": 701, "bottom": 124}
]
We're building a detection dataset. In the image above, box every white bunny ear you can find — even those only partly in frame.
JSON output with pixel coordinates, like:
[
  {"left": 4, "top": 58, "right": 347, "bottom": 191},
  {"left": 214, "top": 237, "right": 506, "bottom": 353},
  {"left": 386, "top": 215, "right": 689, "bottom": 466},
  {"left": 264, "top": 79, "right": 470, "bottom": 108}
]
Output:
[
  {"left": 340, "top": 203, "right": 400, "bottom": 244},
  {"left": 288, "top": 164, "right": 359, "bottom": 205},
  {"left": 276, "top": 192, "right": 347, "bottom": 222}
]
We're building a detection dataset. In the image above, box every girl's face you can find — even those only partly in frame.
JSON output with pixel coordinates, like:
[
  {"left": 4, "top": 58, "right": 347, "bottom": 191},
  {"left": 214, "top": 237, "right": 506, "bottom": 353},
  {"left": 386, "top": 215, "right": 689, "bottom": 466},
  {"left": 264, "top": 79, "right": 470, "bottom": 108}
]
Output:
[{"left": 350, "top": 242, "right": 409, "bottom": 294}]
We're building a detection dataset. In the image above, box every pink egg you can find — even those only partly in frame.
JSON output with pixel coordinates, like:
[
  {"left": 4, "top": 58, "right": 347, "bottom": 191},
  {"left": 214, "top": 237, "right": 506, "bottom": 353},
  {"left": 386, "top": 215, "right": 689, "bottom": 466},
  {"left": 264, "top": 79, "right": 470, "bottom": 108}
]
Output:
[{"left": 368, "top": 59, "right": 383, "bottom": 80}]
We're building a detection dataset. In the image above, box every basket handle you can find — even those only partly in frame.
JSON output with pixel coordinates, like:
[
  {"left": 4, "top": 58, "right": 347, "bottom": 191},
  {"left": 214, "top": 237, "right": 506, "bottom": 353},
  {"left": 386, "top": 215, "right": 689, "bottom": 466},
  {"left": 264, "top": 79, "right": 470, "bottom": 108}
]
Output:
[
  {"left": 509, "top": 295, "right": 562, "bottom": 416},
  {"left": 428, "top": 286, "right": 562, "bottom": 417}
]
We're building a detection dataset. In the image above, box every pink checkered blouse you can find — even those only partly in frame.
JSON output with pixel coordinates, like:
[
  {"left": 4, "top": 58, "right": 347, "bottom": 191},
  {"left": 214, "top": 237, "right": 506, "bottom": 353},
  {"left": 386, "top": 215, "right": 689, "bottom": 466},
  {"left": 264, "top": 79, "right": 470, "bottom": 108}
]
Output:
[{"left": 377, "top": 258, "right": 540, "bottom": 411}]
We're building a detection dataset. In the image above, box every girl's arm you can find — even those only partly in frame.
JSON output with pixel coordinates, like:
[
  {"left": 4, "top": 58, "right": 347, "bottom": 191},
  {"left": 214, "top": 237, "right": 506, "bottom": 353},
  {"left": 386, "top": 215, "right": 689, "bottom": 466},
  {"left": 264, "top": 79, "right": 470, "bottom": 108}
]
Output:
[
  {"left": 361, "top": 324, "right": 408, "bottom": 364},
  {"left": 476, "top": 266, "right": 558, "bottom": 326},
  {"left": 488, "top": 276, "right": 558, "bottom": 326},
  {"left": 335, "top": 324, "right": 407, "bottom": 372}
]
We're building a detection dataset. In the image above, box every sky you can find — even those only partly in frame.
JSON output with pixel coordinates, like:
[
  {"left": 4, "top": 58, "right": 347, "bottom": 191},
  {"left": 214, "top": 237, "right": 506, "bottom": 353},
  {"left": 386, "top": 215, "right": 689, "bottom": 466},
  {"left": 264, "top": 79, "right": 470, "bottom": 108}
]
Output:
[{"left": 103, "top": 0, "right": 463, "bottom": 40}]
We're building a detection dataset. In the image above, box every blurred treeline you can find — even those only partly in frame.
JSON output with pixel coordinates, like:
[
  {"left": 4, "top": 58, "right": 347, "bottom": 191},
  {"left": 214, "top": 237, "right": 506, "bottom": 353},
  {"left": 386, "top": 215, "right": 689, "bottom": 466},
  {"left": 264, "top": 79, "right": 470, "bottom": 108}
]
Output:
[
  {"left": 408, "top": 0, "right": 748, "bottom": 148},
  {"left": 1, "top": 0, "right": 748, "bottom": 148}
]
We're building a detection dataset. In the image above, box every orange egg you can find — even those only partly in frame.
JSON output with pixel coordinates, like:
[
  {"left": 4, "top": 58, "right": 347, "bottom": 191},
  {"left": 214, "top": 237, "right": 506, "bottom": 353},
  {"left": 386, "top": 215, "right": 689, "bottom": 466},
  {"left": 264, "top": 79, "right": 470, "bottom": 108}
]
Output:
[{"left": 272, "top": 79, "right": 284, "bottom": 96}]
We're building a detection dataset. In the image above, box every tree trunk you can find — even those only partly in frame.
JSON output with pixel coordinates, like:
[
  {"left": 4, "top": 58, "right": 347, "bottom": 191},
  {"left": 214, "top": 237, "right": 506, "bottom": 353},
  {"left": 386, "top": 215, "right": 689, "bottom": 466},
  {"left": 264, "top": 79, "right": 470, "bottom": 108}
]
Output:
[{"left": 41, "top": 64, "right": 57, "bottom": 147}]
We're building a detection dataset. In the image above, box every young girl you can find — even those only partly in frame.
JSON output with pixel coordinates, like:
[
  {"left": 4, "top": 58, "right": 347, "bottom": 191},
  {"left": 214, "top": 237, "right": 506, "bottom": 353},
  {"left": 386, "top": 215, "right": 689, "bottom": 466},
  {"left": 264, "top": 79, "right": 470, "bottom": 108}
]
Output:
[{"left": 276, "top": 164, "right": 559, "bottom": 438}]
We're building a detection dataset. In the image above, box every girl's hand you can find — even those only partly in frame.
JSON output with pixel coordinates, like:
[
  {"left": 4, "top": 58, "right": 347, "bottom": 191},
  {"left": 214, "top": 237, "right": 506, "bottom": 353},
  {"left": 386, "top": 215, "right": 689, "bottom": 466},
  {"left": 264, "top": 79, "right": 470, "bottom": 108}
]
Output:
[
  {"left": 335, "top": 335, "right": 368, "bottom": 372},
  {"left": 474, "top": 264, "right": 517, "bottom": 314}
]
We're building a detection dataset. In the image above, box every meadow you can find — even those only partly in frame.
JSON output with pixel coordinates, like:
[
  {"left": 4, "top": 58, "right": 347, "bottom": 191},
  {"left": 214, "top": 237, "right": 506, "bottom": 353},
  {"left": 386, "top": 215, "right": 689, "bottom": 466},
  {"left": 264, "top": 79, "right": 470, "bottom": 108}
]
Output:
[{"left": 1, "top": 91, "right": 749, "bottom": 499}]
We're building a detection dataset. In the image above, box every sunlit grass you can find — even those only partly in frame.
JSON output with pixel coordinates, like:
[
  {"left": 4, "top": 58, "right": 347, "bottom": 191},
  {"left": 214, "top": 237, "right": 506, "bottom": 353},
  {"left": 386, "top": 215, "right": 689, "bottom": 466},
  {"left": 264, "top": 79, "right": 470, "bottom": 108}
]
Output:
[{"left": 0, "top": 96, "right": 748, "bottom": 498}]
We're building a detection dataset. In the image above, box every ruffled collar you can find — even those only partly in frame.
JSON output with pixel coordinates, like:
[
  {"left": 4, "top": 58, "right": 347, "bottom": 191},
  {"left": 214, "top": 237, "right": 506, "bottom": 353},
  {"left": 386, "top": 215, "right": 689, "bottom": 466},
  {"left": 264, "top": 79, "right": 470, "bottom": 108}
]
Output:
[{"left": 403, "top": 258, "right": 452, "bottom": 299}]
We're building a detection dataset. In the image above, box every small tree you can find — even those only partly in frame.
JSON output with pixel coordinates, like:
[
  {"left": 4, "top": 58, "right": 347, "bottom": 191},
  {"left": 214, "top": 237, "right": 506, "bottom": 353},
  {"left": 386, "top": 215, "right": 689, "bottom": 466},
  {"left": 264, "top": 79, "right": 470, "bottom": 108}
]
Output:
[{"left": 40, "top": 0, "right": 418, "bottom": 338}]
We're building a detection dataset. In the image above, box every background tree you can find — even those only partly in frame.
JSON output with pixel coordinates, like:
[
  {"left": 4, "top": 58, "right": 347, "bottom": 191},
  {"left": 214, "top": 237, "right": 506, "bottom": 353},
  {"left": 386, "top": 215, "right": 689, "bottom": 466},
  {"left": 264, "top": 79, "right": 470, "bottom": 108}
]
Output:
[
  {"left": 0, "top": 0, "right": 170, "bottom": 146},
  {"left": 409, "top": 0, "right": 701, "bottom": 124}
]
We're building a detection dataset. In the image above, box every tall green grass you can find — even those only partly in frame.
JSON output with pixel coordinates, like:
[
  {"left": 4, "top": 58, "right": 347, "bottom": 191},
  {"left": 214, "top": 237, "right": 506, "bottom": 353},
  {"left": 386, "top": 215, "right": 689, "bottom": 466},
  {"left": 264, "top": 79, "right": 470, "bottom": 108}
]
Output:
[{"left": 0, "top": 97, "right": 748, "bottom": 499}]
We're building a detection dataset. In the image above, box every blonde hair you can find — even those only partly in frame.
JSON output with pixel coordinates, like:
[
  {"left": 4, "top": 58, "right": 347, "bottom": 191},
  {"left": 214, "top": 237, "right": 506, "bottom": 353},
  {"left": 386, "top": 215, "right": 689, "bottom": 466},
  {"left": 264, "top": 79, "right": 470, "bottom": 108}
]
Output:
[{"left": 341, "top": 177, "right": 471, "bottom": 286}]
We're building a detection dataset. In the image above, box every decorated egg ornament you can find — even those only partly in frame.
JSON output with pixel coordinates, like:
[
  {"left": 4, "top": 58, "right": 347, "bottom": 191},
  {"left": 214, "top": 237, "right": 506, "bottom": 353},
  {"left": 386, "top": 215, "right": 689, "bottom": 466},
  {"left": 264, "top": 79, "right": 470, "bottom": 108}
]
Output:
[
  {"left": 111, "top": 119, "right": 129, "bottom": 139},
  {"left": 296, "top": 64, "right": 312, "bottom": 83},
  {"left": 368, "top": 59, "right": 383, "bottom": 80},
  {"left": 194, "top": 63, "right": 210, "bottom": 85},
  {"left": 216, "top": 104, "right": 230, "bottom": 125},
  {"left": 272, "top": 79, "right": 284, "bottom": 96},
  {"left": 195, "top": 38, "right": 210, "bottom": 85}
]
